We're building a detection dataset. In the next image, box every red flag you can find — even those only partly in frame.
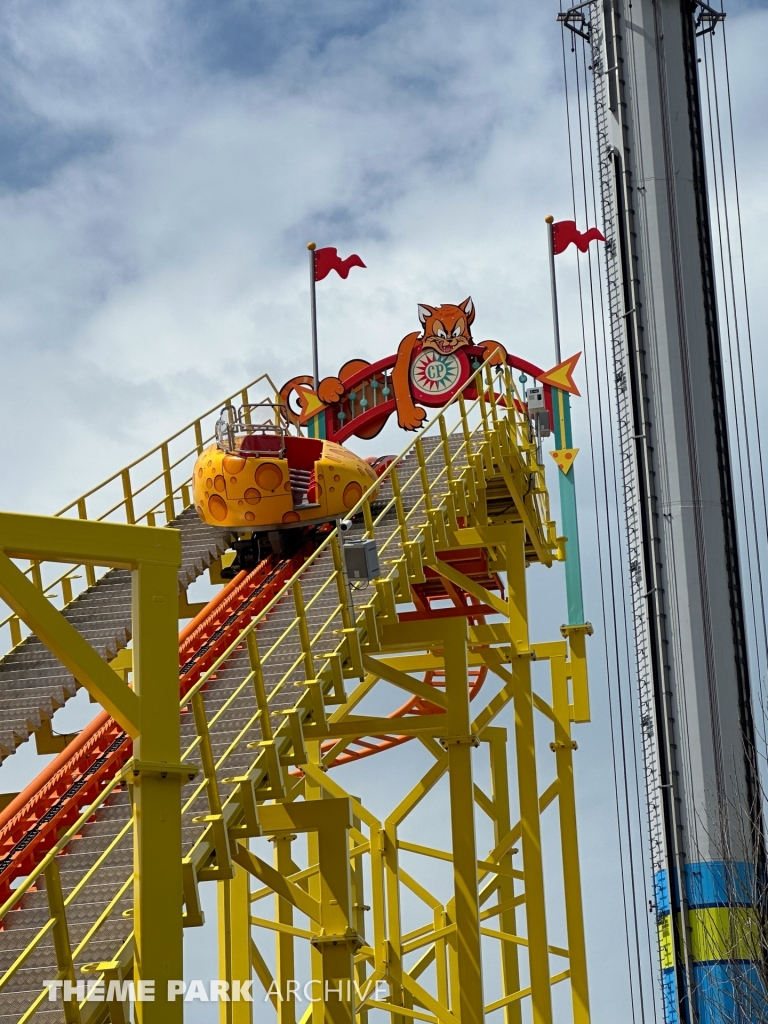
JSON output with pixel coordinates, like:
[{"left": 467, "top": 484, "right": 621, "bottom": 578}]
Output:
[
  {"left": 314, "top": 247, "right": 366, "bottom": 281},
  {"left": 552, "top": 220, "right": 605, "bottom": 255}
]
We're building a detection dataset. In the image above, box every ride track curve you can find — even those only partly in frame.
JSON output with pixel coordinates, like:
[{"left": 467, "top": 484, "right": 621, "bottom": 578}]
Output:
[{"left": 0, "top": 526, "right": 502, "bottom": 903}]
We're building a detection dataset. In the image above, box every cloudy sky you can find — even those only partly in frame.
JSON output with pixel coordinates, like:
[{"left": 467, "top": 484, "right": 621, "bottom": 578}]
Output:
[{"left": 0, "top": 0, "right": 767, "bottom": 1020}]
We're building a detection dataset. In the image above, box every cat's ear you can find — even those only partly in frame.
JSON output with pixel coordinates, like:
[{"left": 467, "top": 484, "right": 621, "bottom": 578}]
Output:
[
  {"left": 417, "top": 304, "right": 434, "bottom": 326},
  {"left": 460, "top": 296, "right": 475, "bottom": 325}
]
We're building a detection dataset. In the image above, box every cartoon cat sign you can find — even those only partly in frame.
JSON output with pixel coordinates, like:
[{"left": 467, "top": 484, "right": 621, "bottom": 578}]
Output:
[
  {"left": 392, "top": 297, "right": 506, "bottom": 429},
  {"left": 280, "top": 299, "right": 570, "bottom": 444}
]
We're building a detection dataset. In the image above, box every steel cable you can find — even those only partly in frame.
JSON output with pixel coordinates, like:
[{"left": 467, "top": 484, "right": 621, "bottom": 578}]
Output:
[{"left": 559, "top": 10, "right": 643, "bottom": 1019}]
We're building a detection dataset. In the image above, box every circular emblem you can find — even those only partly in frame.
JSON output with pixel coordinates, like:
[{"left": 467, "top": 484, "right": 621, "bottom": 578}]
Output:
[{"left": 409, "top": 348, "right": 470, "bottom": 406}]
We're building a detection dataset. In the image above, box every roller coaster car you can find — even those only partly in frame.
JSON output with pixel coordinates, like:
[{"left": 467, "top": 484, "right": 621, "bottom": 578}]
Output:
[{"left": 193, "top": 403, "right": 379, "bottom": 545}]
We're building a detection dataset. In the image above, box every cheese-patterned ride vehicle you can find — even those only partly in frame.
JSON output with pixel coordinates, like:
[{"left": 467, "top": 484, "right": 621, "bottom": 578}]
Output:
[{"left": 193, "top": 404, "right": 380, "bottom": 536}]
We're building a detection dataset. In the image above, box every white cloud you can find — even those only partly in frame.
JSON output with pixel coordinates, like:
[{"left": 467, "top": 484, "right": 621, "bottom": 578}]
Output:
[{"left": 0, "top": 2, "right": 767, "bottom": 1020}]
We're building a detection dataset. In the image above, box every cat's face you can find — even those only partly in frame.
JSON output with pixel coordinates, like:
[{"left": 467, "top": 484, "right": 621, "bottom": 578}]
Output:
[{"left": 417, "top": 297, "right": 475, "bottom": 355}]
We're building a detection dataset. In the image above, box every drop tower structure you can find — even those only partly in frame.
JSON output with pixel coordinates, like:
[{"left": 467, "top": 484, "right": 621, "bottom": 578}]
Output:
[{"left": 583, "top": 1, "right": 765, "bottom": 1020}]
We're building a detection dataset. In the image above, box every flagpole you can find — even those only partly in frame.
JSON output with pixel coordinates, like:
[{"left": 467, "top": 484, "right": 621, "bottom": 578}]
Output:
[
  {"left": 545, "top": 215, "right": 562, "bottom": 364},
  {"left": 545, "top": 214, "right": 585, "bottom": 625},
  {"left": 307, "top": 242, "right": 319, "bottom": 390}
]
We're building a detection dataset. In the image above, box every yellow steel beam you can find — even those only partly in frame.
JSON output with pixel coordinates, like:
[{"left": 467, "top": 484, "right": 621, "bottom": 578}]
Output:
[
  {"left": 0, "top": 511, "right": 183, "bottom": 1024},
  {"left": 0, "top": 509, "right": 181, "bottom": 567},
  {"left": 273, "top": 833, "right": 298, "bottom": 1024},
  {"left": 302, "top": 714, "right": 449, "bottom": 741},
  {"left": 388, "top": 756, "right": 449, "bottom": 829},
  {"left": 425, "top": 556, "right": 510, "bottom": 620},
  {"left": 219, "top": 852, "right": 253, "bottom": 1024},
  {"left": 362, "top": 654, "right": 448, "bottom": 709},
  {"left": 550, "top": 654, "right": 590, "bottom": 1023},
  {"left": 251, "top": 938, "right": 278, "bottom": 1008},
  {"left": 486, "top": 727, "right": 523, "bottom": 1024},
  {"left": 0, "top": 551, "right": 140, "bottom": 736},
  {"left": 512, "top": 652, "right": 553, "bottom": 1024},
  {"left": 130, "top": 555, "right": 185, "bottom": 1024},
  {"left": 232, "top": 845, "right": 321, "bottom": 922},
  {"left": 439, "top": 620, "right": 485, "bottom": 1024}
]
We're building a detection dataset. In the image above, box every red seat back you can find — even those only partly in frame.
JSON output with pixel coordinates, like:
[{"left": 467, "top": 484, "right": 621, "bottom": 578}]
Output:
[{"left": 239, "top": 434, "right": 283, "bottom": 455}]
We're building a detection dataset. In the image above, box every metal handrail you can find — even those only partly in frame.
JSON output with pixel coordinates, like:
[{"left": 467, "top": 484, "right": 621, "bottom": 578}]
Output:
[
  {"left": 0, "top": 373, "right": 285, "bottom": 649},
  {"left": 54, "top": 373, "right": 283, "bottom": 517}
]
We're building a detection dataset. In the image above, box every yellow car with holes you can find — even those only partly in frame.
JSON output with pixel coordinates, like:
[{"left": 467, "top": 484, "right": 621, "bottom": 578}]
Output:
[{"left": 193, "top": 404, "right": 379, "bottom": 533}]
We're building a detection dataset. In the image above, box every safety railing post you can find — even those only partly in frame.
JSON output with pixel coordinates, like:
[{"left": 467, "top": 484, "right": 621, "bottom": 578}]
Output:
[
  {"left": 161, "top": 443, "right": 175, "bottom": 522},
  {"left": 503, "top": 364, "right": 516, "bottom": 421},
  {"left": 386, "top": 467, "right": 412, "bottom": 597},
  {"left": 486, "top": 366, "right": 500, "bottom": 429},
  {"left": 130, "top": 552, "right": 185, "bottom": 1024},
  {"left": 415, "top": 440, "right": 433, "bottom": 514},
  {"left": 438, "top": 415, "right": 454, "bottom": 486},
  {"left": 292, "top": 580, "right": 315, "bottom": 681},
  {"left": 247, "top": 630, "right": 274, "bottom": 741},
  {"left": 478, "top": 381, "right": 491, "bottom": 440},
  {"left": 362, "top": 499, "right": 375, "bottom": 540},
  {"left": 191, "top": 691, "right": 233, "bottom": 878},
  {"left": 331, "top": 535, "right": 354, "bottom": 632},
  {"left": 389, "top": 466, "right": 409, "bottom": 545},
  {"left": 77, "top": 499, "right": 97, "bottom": 587},
  {"left": 121, "top": 469, "right": 136, "bottom": 525},
  {"left": 44, "top": 858, "right": 81, "bottom": 1024},
  {"left": 458, "top": 393, "right": 473, "bottom": 457}
]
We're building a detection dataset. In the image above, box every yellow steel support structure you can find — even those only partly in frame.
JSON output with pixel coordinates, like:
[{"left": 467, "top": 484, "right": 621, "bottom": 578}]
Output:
[
  {"left": 0, "top": 357, "right": 593, "bottom": 1023},
  {"left": 0, "top": 512, "right": 184, "bottom": 1022},
  {"left": 182, "top": 359, "right": 592, "bottom": 1024}
]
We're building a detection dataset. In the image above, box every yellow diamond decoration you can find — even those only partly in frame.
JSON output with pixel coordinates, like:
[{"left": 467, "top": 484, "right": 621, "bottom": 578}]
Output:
[{"left": 550, "top": 448, "right": 579, "bottom": 474}]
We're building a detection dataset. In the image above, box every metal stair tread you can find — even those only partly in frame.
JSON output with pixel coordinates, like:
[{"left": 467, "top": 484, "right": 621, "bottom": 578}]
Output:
[{"left": 0, "top": 508, "right": 232, "bottom": 762}]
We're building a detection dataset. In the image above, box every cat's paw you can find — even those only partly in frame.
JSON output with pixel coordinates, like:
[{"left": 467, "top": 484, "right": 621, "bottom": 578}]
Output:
[
  {"left": 318, "top": 376, "right": 345, "bottom": 403},
  {"left": 397, "top": 404, "right": 427, "bottom": 431},
  {"left": 480, "top": 340, "right": 507, "bottom": 366}
]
